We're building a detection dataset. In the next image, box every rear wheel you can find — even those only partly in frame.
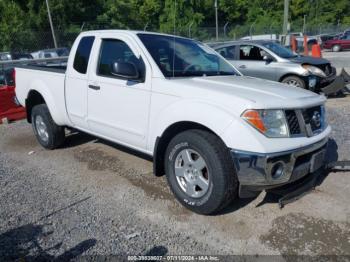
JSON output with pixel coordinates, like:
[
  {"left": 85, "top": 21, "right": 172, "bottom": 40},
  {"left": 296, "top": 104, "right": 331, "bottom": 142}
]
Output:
[
  {"left": 332, "top": 45, "right": 341, "bottom": 52},
  {"left": 31, "top": 104, "right": 65, "bottom": 149},
  {"left": 281, "top": 76, "right": 306, "bottom": 89},
  {"left": 164, "top": 129, "right": 238, "bottom": 215}
]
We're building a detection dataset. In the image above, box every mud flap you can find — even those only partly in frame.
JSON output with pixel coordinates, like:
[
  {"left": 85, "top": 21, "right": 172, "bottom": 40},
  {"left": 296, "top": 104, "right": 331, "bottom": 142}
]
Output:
[
  {"left": 273, "top": 161, "right": 350, "bottom": 209},
  {"left": 268, "top": 172, "right": 319, "bottom": 209},
  {"left": 321, "top": 76, "right": 345, "bottom": 95},
  {"left": 326, "top": 161, "right": 350, "bottom": 172}
]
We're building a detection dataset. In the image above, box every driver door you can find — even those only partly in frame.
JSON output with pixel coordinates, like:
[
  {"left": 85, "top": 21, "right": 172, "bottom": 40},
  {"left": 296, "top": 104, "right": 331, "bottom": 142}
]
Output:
[
  {"left": 87, "top": 34, "right": 151, "bottom": 149},
  {"left": 236, "top": 44, "right": 277, "bottom": 81}
]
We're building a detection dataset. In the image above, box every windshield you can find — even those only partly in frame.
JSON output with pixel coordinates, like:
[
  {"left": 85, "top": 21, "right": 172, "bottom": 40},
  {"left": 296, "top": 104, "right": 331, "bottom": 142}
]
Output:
[
  {"left": 262, "top": 42, "right": 297, "bottom": 59},
  {"left": 138, "top": 33, "right": 238, "bottom": 77}
]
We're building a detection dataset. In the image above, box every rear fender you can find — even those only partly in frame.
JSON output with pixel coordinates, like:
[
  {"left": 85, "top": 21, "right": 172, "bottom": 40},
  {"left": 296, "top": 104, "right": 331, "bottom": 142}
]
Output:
[{"left": 27, "top": 80, "right": 64, "bottom": 125}]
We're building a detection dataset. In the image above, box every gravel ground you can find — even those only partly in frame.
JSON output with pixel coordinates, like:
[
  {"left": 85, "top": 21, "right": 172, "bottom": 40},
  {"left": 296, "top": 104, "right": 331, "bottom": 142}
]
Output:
[{"left": 1, "top": 96, "right": 350, "bottom": 261}]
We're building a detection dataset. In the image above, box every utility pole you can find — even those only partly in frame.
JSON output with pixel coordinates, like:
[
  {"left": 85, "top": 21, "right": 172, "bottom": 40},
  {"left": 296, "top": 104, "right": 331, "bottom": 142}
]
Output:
[
  {"left": 282, "top": 0, "right": 289, "bottom": 35},
  {"left": 303, "top": 15, "right": 307, "bottom": 34},
  {"left": 45, "top": 0, "right": 57, "bottom": 48},
  {"left": 215, "top": 0, "right": 218, "bottom": 40},
  {"left": 223, "top": 22, "right": 229, "bottom": 39},
  {"left": 188, "top": 21, "right": 194, "bottom": 38}
]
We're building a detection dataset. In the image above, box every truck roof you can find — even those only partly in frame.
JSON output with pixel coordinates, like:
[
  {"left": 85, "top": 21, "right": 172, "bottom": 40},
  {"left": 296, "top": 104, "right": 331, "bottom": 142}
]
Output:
[{"left": 80, "top": 29, "right": 192, "bottom": 41}]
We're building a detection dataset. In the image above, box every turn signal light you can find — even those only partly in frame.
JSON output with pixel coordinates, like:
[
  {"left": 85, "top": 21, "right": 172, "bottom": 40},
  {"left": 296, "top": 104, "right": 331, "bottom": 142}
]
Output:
[{"left": 241, "top": 110, "right": 266, "bottom": 133}]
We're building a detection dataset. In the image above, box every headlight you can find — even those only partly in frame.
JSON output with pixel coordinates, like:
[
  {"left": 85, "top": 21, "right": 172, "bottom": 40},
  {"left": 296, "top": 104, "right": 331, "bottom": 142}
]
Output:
[
  {"left": 302, "top": 64, "right": 326, "bottom": 78},
  {"left": 241, "top": 109, "right": 289, "bottom": 138}
]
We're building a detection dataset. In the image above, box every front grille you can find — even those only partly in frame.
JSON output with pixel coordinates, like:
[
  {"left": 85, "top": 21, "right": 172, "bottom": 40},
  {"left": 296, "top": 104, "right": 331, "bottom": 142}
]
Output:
[
  {"left": 284, "top": 105, "right": 324, "bottom": 137},
  {"left": 302, "top": 106, "right": 322, "bottom": 132},
  {"left": 285, "top": 110, "right": 301, "bottom": 135}
]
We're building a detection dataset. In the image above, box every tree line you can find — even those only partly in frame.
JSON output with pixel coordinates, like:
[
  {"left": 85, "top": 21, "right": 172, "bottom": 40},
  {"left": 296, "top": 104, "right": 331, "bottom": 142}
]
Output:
[{"left": 1, "top": 0, "right": 349, "bottom": 51}]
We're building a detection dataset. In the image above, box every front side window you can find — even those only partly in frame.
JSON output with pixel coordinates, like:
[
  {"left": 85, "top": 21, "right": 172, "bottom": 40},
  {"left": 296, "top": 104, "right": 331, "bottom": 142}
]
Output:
[
  {"left": 97, "top": 39, "right": 145, "bottom": 79},
  {"left": 138, "top": 33, "right": 238, "bottom": 78},
  {"left": 239, "top": 45, "right": 266, "bottom": 61},
  {"left": 216, "top": 46, "right": 236, "bottom": 60},
  {"left": 73, "top": 36, "right": 95, "bottom": 74}
]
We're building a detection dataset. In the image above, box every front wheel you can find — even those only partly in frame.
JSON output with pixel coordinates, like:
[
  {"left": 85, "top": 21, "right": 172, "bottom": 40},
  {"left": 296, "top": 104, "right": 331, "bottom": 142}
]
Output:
[
  {"left": 31, "top": 104, "right": 65, "bottom": 149},
  {"left": 332, "top": 45, "right": 341, "bottom": 52},
  {"left": 164, "top": 130, "right": 238, "bottom": 215},
  {"left": 281, "top": 76, "right": 306, "bottom": 89}
]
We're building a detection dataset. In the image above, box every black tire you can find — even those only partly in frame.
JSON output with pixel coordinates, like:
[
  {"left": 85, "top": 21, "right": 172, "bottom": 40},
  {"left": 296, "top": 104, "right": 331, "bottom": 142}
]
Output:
[
  {"left": 31, "top": 104, "right": 65, "bottom": 149},
  {"left": 164, "top": 129, "right": 238, "bottom": 215},
  {"left": 332, "top": 45, "right": 341, "bottom": 52},
  {"left": 281, "top": 75, "right": 306, "bottom": 89}
]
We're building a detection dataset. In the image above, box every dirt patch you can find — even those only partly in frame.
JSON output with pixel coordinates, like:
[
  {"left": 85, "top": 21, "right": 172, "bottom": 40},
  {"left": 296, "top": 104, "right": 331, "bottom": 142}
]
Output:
[
  {"left": 3, "top": 133, "right": 37, "bottom": 150},
  {"left": 74, "top": 148, "right": 174, "bottom": 202},
  {"left": 260, "top": 213, "right": 350, "bottom": 256},
  {"left": 74, "top": 148, "right": 124, "bottom": 172}
]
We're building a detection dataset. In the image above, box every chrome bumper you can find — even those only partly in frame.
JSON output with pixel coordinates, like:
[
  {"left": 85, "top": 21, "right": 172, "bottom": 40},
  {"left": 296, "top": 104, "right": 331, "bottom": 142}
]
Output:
[{"left": 231, "top": 138, "right": 328, "bottom": 188}]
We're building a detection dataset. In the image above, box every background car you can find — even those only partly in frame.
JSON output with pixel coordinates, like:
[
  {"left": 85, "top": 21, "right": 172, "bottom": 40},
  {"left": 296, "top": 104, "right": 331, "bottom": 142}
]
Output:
[
  {"left": 212, "top": 40, "right": 336, "bottom": 92},
  {"left": 323, "top": 34, "right": 350, "bottom": 52},
  {"left": 31, "top": 47, "right": 70, "bottom": 59},
  {"left": 0, "top": 52, "right": 33, "bottom": 61},
  {"left": 0, "top": 68, "right": 26, "bottom": 123}
]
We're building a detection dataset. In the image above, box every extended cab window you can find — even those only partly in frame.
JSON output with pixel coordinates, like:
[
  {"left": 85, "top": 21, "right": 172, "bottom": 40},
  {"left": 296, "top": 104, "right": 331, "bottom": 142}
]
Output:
[
  {"left": 239, "top": 45, "right": 265, "bottom": 61},
  {"left": 97, "top": 39, "right": 145, "bottom": 79},
  {"left": 216, "top": 46, "right": 236, "bottom": 59},
  {"left": 73, "top": 36, "right": 95, "bottom": 74}
]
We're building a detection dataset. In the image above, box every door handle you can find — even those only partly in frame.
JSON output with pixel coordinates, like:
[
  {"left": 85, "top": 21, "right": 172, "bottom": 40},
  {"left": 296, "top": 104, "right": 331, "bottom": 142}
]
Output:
[
  {"left": 88, "top": 84, "right": 100, "bottom": 90},
  {"left": 239, "top": 65, "right": 247, "bottom": 69}
]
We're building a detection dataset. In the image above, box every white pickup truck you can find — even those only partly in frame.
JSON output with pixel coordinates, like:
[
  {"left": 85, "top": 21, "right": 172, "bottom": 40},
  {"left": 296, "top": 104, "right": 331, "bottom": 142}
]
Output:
[{"left": 15, "top": 30, "right": 331, "bottom": 214}]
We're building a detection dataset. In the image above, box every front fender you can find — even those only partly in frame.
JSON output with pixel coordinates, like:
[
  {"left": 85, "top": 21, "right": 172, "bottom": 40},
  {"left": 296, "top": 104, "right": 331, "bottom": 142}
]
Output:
[{"left": 148, "top": 99, "right": 237, "bottom": 151}]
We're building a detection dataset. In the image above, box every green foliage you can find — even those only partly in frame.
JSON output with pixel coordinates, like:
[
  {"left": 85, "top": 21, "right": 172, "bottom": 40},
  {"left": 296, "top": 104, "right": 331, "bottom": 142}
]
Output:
[{"left": 0, "top": 0, "right": 350, "bottom": 51}]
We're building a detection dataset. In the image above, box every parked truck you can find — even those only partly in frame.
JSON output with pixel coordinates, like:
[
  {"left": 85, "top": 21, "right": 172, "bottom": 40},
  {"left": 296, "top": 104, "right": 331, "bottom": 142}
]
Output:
[{"left": 15, "top": 30, "right": 331, "bottom": 214}]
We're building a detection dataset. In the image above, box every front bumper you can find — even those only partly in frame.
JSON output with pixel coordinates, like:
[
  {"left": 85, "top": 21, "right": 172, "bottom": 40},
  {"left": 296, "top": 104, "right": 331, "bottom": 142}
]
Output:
[
  {"left": 307, "top": 67, "right": 337, "bottom": 91},
  {"left": 231, "top": 138, "right": 328, "bottom": 190}
]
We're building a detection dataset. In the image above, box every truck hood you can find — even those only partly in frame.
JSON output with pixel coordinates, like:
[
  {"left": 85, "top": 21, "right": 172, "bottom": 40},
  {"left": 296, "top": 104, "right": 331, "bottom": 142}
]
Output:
[
  {"left": 165, "top": 75, "right": 325, "bottom": 113},
  {"left": 288, "top": 56, "right": 330, "bottom": 65}
]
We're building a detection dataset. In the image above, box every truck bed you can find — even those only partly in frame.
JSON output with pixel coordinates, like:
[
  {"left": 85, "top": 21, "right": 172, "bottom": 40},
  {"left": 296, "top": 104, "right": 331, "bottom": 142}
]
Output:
[
  {"left": 15, "top": 65, "right": 68, "bottom": 126},
  {"left": 15, "top": 64, "right": 67, "bottom": 74}
]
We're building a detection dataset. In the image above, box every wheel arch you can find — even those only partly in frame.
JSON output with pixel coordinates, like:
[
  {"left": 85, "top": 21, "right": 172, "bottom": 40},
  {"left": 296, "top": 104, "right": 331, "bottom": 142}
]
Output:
[
  {"left": 24, "top": 80, "right": 65, "bottom": 125},
  {"left": 153, "top": 121, "right": 225, "bottom": 177},
  {"left": 278, "top": 73, "right": 304, "bottom": 83},
  {"left": 25, "top": 90, "right": 47, "bottom": 123}
]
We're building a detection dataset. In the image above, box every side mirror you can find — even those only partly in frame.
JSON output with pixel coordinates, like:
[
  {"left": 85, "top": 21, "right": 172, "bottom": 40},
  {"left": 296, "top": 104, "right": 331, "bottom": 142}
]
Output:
[{"left": 111, "top": 62, "right": 139, "bottom": 80}]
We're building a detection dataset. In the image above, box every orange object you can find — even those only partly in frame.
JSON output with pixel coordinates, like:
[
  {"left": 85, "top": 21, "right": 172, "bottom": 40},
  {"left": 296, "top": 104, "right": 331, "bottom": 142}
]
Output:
[
  {"left": 291, "top": 36, "right": 297, "bottom": 52},
  {"left": 311, "top": 44, "right": 322, "bottom": 58},
  {"left": 241, "top": 110, "right": 266, "bottom": 133},
  {"left": 303, "top": 35, "right": 309, "bottom": 56}
]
